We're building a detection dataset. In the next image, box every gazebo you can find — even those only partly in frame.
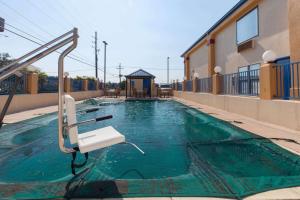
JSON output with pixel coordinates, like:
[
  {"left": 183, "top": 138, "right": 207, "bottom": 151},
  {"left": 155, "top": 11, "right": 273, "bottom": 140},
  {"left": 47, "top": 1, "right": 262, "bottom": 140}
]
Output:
[{"left": 125, "top": 69, "right": 155, "bottom": 98}]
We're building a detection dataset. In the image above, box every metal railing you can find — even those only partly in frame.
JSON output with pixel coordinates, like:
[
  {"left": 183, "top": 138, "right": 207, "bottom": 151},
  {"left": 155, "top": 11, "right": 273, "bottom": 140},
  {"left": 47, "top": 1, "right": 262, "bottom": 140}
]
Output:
[
  {"left": 71, "top": 79, "right": 83, "bottom": 92},
  {"left": 38, "top": 76, "right": 58, "bottom": 93},
  {"left": 197, "top": 77, "right": 212, "bottom": 93},
  {"left": 177, "top": 82, "right": 183, "bottom": 91},
  {"left": 186, "top": 80, "right": 193, "bottom": 91},
  {"left": 221, "top": 69, "right": 260, "bottom": 96},
  {"left": 274, "top": 62, "right": 300, "bottom": 100},
  {"left": 0, "top": 74, "right": 27, "bottom": 95},
  {"left": 88, "top": 79, "right": 96, "bottom": 90}
]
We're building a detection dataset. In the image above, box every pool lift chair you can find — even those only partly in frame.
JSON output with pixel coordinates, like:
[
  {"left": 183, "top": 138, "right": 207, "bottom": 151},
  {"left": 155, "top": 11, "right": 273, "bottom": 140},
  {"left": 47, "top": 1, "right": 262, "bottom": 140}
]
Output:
[
  {"left": 0, "top": 27, "right": 144, "bottom": 175},
  {"left": 63, "top": 94, "right": 145, "bottom": 174},
  {"left": 55, "top": 33, "right": 144, "bottom": 175}
]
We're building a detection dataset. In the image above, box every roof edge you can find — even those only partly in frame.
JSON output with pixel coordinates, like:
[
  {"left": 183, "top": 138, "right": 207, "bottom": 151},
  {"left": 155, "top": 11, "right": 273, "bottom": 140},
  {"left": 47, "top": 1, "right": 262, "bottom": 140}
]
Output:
[
  {"left": 181, "top": 0, "right": 248, "bottom": 57},
  {"left": 125, "top": 69, "right": 156, "bottom": 78}
]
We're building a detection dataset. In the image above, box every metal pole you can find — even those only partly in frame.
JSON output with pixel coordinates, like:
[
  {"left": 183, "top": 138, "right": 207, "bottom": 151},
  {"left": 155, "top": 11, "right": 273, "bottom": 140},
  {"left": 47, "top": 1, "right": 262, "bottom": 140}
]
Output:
[
  {"left": 94, "top": 31, "right": 98, "bottom": 79},
  {"left": 103, "top": 41, "right": 108, "bottom": 90},
  {"left": 116, "top": 63, "right": 123, "bottom": 86},
  {"left": 167, "top": 57, "right": 170, "bottom": 84},
  {"left": 0, "top": 76, "right": 21, "bottom": 128},
  {"left": 58, "top": 28, "right": 78, "bottom": 154}
]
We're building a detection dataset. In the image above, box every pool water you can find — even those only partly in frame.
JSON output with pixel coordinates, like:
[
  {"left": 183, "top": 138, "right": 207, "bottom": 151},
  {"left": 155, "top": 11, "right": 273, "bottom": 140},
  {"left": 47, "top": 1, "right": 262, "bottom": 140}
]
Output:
[{"left": 1, "top": 100, "right": 300, "bottom": 199}]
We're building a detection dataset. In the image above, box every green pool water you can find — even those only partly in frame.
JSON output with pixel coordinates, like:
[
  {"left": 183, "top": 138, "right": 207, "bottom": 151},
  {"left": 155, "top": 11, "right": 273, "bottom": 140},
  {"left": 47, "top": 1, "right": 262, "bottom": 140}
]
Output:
[{"left": 1, "top": 100, "right": 300, "bottom": 199}]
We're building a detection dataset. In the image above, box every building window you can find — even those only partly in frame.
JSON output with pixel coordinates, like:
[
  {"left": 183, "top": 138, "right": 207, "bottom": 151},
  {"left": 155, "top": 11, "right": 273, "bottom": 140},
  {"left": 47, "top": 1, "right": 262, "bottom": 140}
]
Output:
[{"left": 236, "top": 8, "right": 258, "bottom": 44}]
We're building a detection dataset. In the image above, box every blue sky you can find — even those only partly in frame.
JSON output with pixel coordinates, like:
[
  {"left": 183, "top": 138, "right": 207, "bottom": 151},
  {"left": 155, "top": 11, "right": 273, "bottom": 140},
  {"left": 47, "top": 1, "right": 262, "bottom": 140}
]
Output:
[{"left": 0, "top": 0, "right": 239, "bottom": 83}]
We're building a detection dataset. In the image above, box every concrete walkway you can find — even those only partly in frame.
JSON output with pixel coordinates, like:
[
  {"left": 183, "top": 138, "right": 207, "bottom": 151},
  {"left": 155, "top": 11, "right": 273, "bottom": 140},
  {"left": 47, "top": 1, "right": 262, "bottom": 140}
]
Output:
[{"left": 3, "top": 97, "right": 300, "bottom": 199}]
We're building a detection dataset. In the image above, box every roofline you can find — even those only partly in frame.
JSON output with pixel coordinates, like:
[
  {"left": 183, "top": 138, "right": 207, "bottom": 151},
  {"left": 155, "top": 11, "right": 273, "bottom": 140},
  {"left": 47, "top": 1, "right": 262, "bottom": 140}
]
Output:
[
  {"left": 125, "top": 69, "right": 156, "bottom": 78},
  {"left": 181, "top": 0, "right": 248, "bottom": 57}
]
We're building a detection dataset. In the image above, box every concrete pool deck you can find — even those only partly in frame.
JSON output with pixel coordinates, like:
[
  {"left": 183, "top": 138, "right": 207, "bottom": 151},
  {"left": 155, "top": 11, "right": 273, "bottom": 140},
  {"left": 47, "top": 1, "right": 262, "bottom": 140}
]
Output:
[{"left": 3, "top": 97, "right": 300, "bottom": 199}]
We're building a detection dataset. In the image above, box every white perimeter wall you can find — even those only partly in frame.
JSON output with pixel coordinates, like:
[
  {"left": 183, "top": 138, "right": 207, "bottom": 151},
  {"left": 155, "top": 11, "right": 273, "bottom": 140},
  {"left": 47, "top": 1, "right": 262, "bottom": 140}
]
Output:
[
  {"left": 174, "top": 91, "right": 300, "bottom": 131},
  {"left": 0, "top": 90, "right": 104, "bottom": 114}
]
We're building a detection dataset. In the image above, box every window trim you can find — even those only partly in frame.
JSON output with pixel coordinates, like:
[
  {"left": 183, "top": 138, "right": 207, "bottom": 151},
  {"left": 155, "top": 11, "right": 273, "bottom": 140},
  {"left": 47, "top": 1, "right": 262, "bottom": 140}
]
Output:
[{"left": 236, "top": 7, "right": 259, "bottom": 45}]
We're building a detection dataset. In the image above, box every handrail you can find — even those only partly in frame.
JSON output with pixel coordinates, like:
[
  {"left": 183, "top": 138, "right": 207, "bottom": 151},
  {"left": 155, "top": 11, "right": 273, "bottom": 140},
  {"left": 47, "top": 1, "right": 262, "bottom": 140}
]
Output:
[
  {"left": 0, "top": 36, "right": 74, "bottom": 81},
  {"left": 0, "top": 30, "right": 74, "bottom": 74}
]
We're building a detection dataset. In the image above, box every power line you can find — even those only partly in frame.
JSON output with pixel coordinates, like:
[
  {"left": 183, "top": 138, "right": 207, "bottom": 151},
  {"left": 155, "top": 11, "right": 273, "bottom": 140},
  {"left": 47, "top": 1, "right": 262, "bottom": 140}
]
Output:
[
  {"left": 0, "top": 1, "right": 55, "bottom": 38},
  {"left": 111, "top": 66, "right": 183, "bottom": 70},
  {"left": 5, "top": 23, "right": 91, "bottom": 64},
  {"left": 2, "top": 26, "right": 95, "bottom": 68},
  {"left": 1, "top": 24, "right": 119, "bottom": 77},
  {"left": 1, "top": 1, "right": 91, "bottom": 63}
]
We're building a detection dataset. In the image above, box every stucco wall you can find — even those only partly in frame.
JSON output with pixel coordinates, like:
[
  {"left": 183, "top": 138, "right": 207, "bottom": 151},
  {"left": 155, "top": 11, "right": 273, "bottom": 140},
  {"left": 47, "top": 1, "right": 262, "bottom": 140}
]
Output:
[
  {"left": 187, "top": 0, "right": 290, "bottom": 76},
  {"left": 0, "top": 90, "right": 104, "bottom": 114},
  {"left": 174, "top": 91, "right": 300, "bottom": 131},
  {"left": 215, "top": 0, "right": 290, "bottom": 74},
  {"left": 127, "top": 79, "right": 143, "bottom": 90},
  {"left": 189, "top": 45, "right": 209, "bottom": 79}
]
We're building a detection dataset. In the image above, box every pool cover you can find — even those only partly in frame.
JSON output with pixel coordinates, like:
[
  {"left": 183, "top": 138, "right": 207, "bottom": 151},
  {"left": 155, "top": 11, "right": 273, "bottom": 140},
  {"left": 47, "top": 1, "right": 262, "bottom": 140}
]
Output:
[{"left": 1, "top": 100, "right": 300, "bottom": 199}]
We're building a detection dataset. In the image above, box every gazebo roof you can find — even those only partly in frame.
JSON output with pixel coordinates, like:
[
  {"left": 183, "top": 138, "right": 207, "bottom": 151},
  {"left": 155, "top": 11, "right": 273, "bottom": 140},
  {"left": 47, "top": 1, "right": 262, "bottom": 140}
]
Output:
[{"left": 125, "top": 69, "right": 155, "bottom": 78}]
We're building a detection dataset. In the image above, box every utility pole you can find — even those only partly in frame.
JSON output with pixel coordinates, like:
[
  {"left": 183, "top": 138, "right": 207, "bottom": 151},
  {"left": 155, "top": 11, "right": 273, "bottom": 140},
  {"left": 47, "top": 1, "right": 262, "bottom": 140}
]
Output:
[
  {"left": 0, "top": 17, "right": 4, "bottom": 32},
  {"left": 93, "top": 31, "right": 99, "bottom": 79},
  {"left": 103, "top": 41, "right": 108, "bottom": 90},
  {"left": 167, "top": 56, "right": 170, "bottom": 84},
  {"left": 116, "top": 63, "right": 124, "bottom": 85}
]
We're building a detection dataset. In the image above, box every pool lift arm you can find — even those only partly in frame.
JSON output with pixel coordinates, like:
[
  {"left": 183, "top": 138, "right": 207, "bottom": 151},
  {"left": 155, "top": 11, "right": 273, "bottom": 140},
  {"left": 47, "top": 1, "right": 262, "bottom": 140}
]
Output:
[{"left": 0, "top": 28, "right": 79, "bottom": 129}]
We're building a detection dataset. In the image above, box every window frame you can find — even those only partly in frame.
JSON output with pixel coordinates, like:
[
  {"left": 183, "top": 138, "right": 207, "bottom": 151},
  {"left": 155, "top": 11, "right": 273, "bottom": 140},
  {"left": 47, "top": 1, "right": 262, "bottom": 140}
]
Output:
[{"left": 236, "top": 7, "right": 259, "bottom": 45}]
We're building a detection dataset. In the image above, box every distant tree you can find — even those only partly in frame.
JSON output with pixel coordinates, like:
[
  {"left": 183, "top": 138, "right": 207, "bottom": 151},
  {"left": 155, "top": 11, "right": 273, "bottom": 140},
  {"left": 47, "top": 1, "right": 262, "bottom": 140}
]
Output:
[
  {"left": 0, "top": 53, "right": 13, "bottom": 67},
  {"left": 119, "top": 80, "right": 126, "bottom": 90}
]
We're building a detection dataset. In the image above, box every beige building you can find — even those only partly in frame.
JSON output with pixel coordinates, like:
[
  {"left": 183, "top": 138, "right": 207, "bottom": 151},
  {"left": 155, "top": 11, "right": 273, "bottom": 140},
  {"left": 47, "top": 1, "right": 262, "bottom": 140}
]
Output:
[{"left": 182, "top": 0, "right": 300, "bottom": 80}]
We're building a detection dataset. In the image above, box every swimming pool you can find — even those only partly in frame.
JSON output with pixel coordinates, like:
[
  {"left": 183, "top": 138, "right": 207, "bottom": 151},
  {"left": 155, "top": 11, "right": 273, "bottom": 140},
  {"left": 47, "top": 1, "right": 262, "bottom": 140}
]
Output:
[{"left": 1, "top": 99, "right": 300, "bottom": 199}]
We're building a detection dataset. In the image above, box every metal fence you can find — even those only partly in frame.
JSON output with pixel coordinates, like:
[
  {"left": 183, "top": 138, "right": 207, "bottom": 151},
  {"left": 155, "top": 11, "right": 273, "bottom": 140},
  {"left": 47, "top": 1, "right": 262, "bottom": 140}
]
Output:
[
  {"left": 71, "top": 79, "right": 83, "bottom": 92},
  {"left": 0, "top": 74, "right": 27, "bottom": 95},
  {"left": 38, "top": 76, "right": 58, "bottom": 93},
  {"left": 88, "top": 80, "right": 96, "bottom": 90},
  {"left": 177, "top": 82, "right": 183, "bottom": 91},
  {"left": 221, "top": 69, "right": 260, "bottom": 96},
  {"left": 186, "top": 80, "right": 193, "bottom": 91},
  {"left": 274, "top": 62, "right": 300, "bottom": 100},
  {"left": 197, "top": 77, "right": 212, "bottom": 93}
]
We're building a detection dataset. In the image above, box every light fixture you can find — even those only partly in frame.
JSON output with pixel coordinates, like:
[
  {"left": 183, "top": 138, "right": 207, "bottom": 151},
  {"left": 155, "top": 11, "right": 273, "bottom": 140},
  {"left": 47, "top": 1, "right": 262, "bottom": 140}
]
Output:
[
  {"left": 64, "top": 72, "right": 69, "bottom": 77},
  {"left": 262, "top": 50, "right": 276, "bottom": 63},
  {"left": 184, "top": 76, "right": 187, "bottom": 80},
  {"left": 193, "top": 72, "right": 200, "bottom": 79},
  {"left": 214, "top": 66, "right": 222, "bottom": 74}
]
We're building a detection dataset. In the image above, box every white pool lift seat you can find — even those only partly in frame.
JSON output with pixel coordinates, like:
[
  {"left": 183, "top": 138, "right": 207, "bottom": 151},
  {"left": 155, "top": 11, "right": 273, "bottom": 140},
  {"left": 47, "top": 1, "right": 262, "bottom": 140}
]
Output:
[
  {"left": 77, "top": 126, "right": 125, "bottom": 154},
  {"left": 64, "top": 95, "right": 144, "bottom": 174},
  {"left": 64, "top": 95, "right": 144, "bottom": 154},
  {"left": 64, "top": 95, "right": 125, "bottom": 153}
]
